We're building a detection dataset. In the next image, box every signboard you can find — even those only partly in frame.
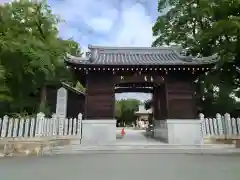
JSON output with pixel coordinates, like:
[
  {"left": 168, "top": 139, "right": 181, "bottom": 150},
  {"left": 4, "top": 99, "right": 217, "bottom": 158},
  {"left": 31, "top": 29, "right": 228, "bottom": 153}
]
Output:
[{"left": 56, "top": 87, "right": 68, "bottom": 118}]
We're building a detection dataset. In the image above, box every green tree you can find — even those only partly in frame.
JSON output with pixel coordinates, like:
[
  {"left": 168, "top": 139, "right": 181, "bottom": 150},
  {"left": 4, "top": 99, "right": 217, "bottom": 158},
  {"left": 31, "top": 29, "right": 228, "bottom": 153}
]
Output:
[
  {"left": 115, "top": 99, "right": 140, "bottom": 125},
  {"left": 0, "top": 0, "right": 81, "bottom": 115},
  {"left": 152, "top": 0, "right": 240, "bottom": 116},
  {"left": 0, "top": 63, "right": 11, "bottom": 102}
]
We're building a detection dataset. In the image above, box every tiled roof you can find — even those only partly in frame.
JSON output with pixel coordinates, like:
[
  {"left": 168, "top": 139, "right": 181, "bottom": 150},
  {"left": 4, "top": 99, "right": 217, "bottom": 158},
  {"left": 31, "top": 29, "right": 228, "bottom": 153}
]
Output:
[{"left": 65, "top": 45, "right": 218, "bottom": 66}]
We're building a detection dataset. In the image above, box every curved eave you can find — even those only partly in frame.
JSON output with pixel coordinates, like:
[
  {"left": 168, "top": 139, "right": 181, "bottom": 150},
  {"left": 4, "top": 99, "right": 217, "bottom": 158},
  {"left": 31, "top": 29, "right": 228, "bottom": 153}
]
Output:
[
  {"left": 61, "top": 82, "right": 85, "bottom": 96},
  {"left": 65, "top": 61, "right": 215, "bottom": 72},
  {"left": 64, "top": 51, "right": 218, "bottom": 67},
  {"left": 135, "top": 111, "right": 152, "bottom": 115},
  {"left": 64, "top": 52, "right": 218, "bottom": 82},
  {"left": 65, "top": 60, "right": 217, "bottom": 67}
]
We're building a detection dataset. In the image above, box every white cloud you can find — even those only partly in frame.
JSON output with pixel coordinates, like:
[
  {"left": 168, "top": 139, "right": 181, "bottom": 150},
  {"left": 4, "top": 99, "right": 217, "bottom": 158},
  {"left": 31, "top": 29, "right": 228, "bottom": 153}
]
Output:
[
  {"left": 50, "top": 0, "right": 155, "bottom": 47},
  {"left": 51, "top": 0, "right": 155, "bottom": 101},
  {"left": 114, "top": 3, "right": 153, "bottom": 47},
  {"left": 88, "top": 17, "right": 115, "bottom": 34},
  {"left": 50, "top": 0, "right": 119, "bottom": 34}
]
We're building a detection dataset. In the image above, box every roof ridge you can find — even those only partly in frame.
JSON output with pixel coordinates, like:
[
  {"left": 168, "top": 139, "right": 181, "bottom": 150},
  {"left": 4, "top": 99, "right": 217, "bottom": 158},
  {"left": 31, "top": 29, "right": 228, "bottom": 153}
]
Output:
[
  {"left": 98, "top": 50, "right": 172, "bottom": 54},
  {"left": 88, "top": 44, "right": 176, "bottom": 51}
]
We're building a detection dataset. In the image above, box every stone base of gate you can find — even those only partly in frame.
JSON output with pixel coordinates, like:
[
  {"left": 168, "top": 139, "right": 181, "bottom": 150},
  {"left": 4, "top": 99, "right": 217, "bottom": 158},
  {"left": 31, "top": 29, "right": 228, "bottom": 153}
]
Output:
[
  {"left": 153, "top": 120, "right": 168, "bottom": 142},
  {"left": 81, "top": 119, "right": 117, "bottom": 145},
  {"left": 167, "top": 119, "right": 203, "bottom": 145}
]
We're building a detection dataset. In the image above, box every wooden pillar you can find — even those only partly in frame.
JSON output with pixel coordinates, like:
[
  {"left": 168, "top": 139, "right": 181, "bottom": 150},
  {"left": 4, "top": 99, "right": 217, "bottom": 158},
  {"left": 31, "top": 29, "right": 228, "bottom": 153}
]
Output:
[
  {"left": 159, "top": 84, "right": 168, "bottom": 119},
  {"left": 85, "top": 72, "right": 115, "bottom": 119},
  {"left": 152, "top": 87, "right": 159, "bottom": 120},
  {"left": 153, "top": 85, "right": 168, "bottom": 120},
  {"left": 166, "top": 79, "right": 197, "bottom": 119}
]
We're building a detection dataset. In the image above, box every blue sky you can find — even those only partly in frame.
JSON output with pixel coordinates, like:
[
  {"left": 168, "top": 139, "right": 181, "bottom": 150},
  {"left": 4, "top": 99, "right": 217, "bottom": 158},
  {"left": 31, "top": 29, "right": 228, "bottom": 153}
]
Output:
[
  {"left": 49, "top": 0, "right": 160, "bottom": 102},
  {"left": 2, "top": 0, "right": 160, "bottom": 102}
]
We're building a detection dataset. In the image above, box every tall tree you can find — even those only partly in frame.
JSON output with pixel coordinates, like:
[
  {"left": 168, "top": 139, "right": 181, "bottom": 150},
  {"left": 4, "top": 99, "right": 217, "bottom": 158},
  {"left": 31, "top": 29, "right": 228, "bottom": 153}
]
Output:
[
  {"left": 0, "top": 63, "right": 11, "bottom": 102},
  {"left": 115, "top": 99, "right": 140, "bottom": 125},
  {"left": 0, "top": 0, "right": 82, "bottom": 114},
  {"left": 152, "top": 0, "right": 240, "bottom": 115}
]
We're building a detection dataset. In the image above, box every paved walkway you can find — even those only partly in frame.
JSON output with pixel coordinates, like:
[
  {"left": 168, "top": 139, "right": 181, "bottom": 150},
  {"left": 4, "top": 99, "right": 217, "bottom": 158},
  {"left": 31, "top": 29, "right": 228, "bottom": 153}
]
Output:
[
  {"left": 1, "top": 153, "right": 240, "bottom": 180},
  {"left": 116, "top": 128, "right": 163, "bottom": 145}
]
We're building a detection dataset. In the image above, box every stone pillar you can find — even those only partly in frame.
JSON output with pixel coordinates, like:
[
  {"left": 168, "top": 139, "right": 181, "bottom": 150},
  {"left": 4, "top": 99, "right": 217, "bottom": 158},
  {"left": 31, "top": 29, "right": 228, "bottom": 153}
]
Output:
[
  {"left": 153, "top": 85, "right": 168, "bottom": 141},
  {"left": 165, "top": 79, "right": 202, "bottom": 145},
  {"left": 82, "top": 72, "right": 116, "bottom": 145}
]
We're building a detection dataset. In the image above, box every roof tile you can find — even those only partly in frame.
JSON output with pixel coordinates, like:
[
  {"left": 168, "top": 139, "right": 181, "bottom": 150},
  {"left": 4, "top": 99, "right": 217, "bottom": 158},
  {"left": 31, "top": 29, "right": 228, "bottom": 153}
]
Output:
[{"left": 66, "top": 45, "right": 218, "bottom": 66}]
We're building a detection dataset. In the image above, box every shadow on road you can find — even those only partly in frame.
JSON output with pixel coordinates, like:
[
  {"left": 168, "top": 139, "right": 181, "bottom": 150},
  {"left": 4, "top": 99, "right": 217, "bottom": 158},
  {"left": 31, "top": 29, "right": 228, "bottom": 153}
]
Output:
[{"left": 141, "top": 131, "right": 168, "bottom": 143}]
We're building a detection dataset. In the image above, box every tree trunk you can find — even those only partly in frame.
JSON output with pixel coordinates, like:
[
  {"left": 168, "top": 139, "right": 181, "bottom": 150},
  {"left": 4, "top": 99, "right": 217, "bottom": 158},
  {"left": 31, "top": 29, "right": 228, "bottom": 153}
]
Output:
[{"left": 39, "top": 84, "right": 47, "bottom": 112}]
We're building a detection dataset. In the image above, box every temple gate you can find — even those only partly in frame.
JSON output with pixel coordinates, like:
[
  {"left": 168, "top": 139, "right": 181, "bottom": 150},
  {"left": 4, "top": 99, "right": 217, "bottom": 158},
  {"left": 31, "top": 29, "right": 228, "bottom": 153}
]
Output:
[{"left": 65, "top": 45, "right": 216, "bottom": 144}]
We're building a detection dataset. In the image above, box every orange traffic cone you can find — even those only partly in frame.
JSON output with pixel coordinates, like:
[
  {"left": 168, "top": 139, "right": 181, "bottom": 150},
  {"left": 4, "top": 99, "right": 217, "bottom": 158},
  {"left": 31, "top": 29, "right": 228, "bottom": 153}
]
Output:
[{"left": 121, "top": 128, "right": 125, "bottom": 136}]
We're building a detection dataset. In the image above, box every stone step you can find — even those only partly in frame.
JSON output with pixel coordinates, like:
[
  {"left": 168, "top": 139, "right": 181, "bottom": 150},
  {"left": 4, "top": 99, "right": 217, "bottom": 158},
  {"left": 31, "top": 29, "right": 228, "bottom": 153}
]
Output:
[
  {"left": 50, "top": 144, "right": 235, "bottom": 153},
  {"left": 44, "top": 146, "right": 240, "bottom": 156}
]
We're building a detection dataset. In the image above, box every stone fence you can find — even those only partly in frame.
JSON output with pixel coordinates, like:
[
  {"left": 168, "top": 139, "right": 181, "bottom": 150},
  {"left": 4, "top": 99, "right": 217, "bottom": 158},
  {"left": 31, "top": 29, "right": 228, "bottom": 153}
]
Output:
[{"left": 0, "top": 112, "right": 82, "bottom": 139}]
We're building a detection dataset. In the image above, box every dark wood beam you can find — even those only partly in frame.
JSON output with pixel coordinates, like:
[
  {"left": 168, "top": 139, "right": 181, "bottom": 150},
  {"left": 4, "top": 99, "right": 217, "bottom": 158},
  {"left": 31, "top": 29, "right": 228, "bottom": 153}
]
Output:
[{"left": 115, "top": 87, "right": 153, "bottom": 93}]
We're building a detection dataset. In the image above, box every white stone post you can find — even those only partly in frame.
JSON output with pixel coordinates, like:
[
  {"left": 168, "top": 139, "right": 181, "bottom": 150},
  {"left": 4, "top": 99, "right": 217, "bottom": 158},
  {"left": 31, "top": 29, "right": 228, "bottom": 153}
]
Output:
[
  {"left": 216, "top": 113, "right": 224, "bottom": 138},
  {"left": 64, "top": 118, "right": 68, "bottom": 136},
  {"left": 199, "top": 113, "right": 206, "bottom": 137},
  {"left": 77, "top": 113, "right": 82, "bottom": 137},
  {"left": 7, "top": 118, "right": 13, "bottom": 138},
  {"left": 237, "top": 118, "right": 240, "bottom": 138},
  {"left": 213, "top": 118, "right": 218, "bottom": 136},
  {"left": 232, "top": 118, "right": 237, "bottom": 138},
  {"left": 13, "top": 118, "right": 19, "bottom": 137},
  {"left": 41, "top": 115, "right": 47, "bottom": 136},
  {"left": 73, "top": 118, "right": 77, "bottom": 135},
  {"left": 46, "top": 118, "right": 50, "bottom": 136},
  {"left": 36, "top": 112, "right": 45, "bottom": 137},
  {"left": 224, "top": 113, "right": 232, "bottom": 138},
  {"left": 58, "top": 117, "right": 64, "bottom": 136},
  {"left": 209, "top": 118, "right": 214, "bottom": 135},
  {"left": 29, "top": 118, "right": 35, "bottom": 137},
  {"left": 52, "top": 114, "right": 57, "bottom": 136},
  {"left": 205, "top": 118, "right": 210, "bottom": 137},
  {"left": 24, "top": 118, "right": 30, "bottom": 137},
  {"left": 69, "top": 118, "right": 73, "bottom": 136},
  {"left": 18, "top": 118, "right": 24, "bottom": 137},
  {"left": 1, "top": 115, "right": 8, "bottom": 138},
  {"left": 47, "top": 117, "right": 51, "bottom": 136}
]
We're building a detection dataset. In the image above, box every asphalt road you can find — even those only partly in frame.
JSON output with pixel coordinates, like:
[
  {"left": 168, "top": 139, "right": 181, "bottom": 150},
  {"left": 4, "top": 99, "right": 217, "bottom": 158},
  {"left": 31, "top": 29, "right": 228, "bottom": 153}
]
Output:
[{"left": 0, "top": 152, "right": 239, "bottom": 180}]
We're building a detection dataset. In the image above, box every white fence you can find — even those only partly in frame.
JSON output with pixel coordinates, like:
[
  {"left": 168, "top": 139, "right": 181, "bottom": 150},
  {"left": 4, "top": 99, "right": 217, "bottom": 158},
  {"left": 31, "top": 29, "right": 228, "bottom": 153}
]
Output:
[
  {"left": 200, "top": 113, "right": 240, "bottom": 139},
  {"left": 0, "top": 112, "right": 82, "bottom": 139}
]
